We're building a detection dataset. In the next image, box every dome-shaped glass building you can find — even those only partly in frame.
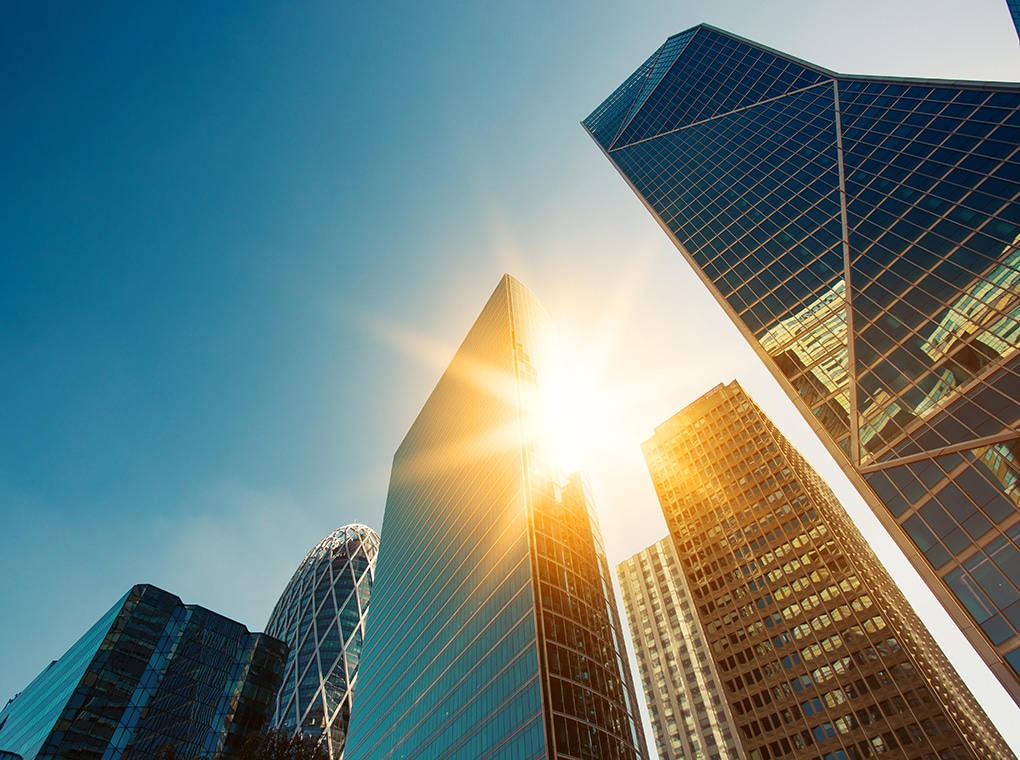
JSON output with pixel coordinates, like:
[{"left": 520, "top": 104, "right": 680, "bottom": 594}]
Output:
[{"left": 265, "top": 523, "right": 379, "bottom": 759}]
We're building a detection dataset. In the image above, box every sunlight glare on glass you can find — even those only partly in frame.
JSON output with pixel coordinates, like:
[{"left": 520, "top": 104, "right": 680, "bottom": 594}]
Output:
[{"left": 542, "top": 354, "right": 610, "bottom": 476}]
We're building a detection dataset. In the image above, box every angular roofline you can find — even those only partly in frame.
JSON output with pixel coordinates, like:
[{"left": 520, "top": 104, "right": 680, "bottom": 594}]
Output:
[
  {"left": 837, "top": 72, "right": 1020, "bottom": 91},
  {"left": 689, "top": 24, "right": 838, "bottom": 78},
  {"left": 674, "top": 23, "right": 1020, "bottom": 92},
  {"left": 582, "top": 25, "right": 1020, "bottom": 142},
  {"left": 645, "top": 379, "right": 739, "bottom": 439}
]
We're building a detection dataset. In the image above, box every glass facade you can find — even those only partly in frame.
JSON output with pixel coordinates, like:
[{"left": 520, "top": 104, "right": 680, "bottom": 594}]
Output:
[
  {"left": 642, "top": 381, "right": 1012, "bottom": 760},
  {"left": 265, "top": 523, "right": 379, "bottom": 759},
  {"left": 0, "top": 584, "right": 286, "bottom": 760},
  {"left": 618, "top": 537, "right": 744, "bottom": 760},
  {"left": 344, "top": 275, "right": 646, "bottom": 759},
  {"left": 584, "top": 24, "right": 1020, "bottom": 701}
]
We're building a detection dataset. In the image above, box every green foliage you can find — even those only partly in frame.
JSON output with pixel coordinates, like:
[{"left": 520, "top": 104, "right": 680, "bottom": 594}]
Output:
[
  {"left": 155, "top": 728, "right": 329, "bottom": 760},
  {"left": 233, "top": 727, "right": 330, "bottom": 760}
]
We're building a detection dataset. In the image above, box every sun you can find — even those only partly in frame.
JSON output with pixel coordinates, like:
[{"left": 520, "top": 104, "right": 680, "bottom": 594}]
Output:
[{"left": 541, "top": 359, "right": 608, "bottom": 476}]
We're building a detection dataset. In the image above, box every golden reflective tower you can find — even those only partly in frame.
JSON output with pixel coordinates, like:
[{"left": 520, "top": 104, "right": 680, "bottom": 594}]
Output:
[
  {"left": 642, "top": 382, "right": 1012, "bottom": 760},
  {"left": 346, "top": 275, "right": 646, "bottom": 759}
]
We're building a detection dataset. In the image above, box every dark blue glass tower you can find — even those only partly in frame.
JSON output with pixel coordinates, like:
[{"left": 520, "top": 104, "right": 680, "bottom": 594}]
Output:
[
  {"left": 0, "top": 584, "right": 286, "bottom": 760},
  {"left": 345, "top": 275, "right": 646, "bottom": 759},
  {"left": 585, "top": 24, "right": 1020, "bottom": 704}
]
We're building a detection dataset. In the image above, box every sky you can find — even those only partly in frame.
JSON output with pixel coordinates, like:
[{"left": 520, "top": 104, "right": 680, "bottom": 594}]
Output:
[{"left": 3, "top": 0, "right": 1020, "bottom": 750}]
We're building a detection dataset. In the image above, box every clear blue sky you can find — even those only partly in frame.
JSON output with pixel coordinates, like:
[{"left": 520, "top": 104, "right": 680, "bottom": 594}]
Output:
[{"left": 3, "top": 0, "right": 1020, "bottom": 748}]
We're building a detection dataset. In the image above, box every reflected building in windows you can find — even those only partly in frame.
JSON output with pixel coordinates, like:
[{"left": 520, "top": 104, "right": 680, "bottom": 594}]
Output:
[
  {"left": 265, "top": 523, "right": 379, "bottom": 759},
  {"left": 618, "top": 537, "right": 744, "bottom": 760},
  {"left": 584, "top": 24, "right": 1020, "bottom": 702},
  {"left": 0, "top": 585, "right": 285, "bottom": 760},
  {"left": 642, "top": 381, "right": 1012, "bottom": 760},
  {"left": 344, "top": 275, "right": 646, "bottom": 759}
]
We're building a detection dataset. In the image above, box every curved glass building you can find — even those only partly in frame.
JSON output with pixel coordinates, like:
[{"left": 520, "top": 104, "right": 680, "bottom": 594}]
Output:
[{"left": 265, "top": 523, "right": 379, "bottom": 759}]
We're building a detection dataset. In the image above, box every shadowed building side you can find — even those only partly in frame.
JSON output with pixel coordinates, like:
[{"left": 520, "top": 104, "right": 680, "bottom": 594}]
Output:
[
  {"left": 0, "top": 584, "right": 285, "bottom": 760},
  {"left": 585, "top": 23, "right": 1020, "bottom": 703}
]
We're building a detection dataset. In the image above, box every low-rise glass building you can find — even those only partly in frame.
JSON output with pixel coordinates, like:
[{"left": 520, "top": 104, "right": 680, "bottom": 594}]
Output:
[{"left": 0, "top": 584, "right": 286, "bottom": 760}]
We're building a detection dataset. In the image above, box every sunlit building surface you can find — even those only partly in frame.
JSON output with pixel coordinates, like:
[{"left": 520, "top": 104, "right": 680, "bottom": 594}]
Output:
[
  {"left": 584, "top": 23, "right": 1020, "bottom": 702},
  {"left": 265, "top": 523, "right": 379, "bottom": 759},
  {"left": 345, "top": 275, "right": 646, "bottom": 759},
  {"left": 642, "top": 382, "right": 1012, "bottom": 760},
  {"left": 618, "top": 537, "right": 744, "bottom": 760},
  {"left": 0, "top": 584, "right": 285, "bottom": 760}
]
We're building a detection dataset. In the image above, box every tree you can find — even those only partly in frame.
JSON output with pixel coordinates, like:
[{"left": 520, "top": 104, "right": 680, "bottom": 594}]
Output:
[
  {"left": 155, "top": 727, "right": 329, "bottom": 760},
  {"left": 233, "top": 727, "right": 330, "bottom": 760}
]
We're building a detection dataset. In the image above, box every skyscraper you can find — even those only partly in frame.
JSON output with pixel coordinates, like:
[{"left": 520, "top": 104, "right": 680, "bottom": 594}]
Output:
[
  {"left": 642, "top": 381, "right": 1012, "bottom": 760},
  {"left": 618, "top": 537, "right": 744, "bottom": 760},
  {"left": 0, "top": 584, "right": 286, "bottom": 760},
  {"left": 265, "top": 523, "right": 380, "bottom": 759},
  {"left": 344, "top": 275, "right": 646, "bottom": 759},
  {"left": 584, "top": 24, "right": 1020, "bottom": 702}
]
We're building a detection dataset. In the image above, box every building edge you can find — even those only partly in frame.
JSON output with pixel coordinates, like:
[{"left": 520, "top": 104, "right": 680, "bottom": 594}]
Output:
[{"left": 580, "top": 114, "right": 1020, "bottom": 707}]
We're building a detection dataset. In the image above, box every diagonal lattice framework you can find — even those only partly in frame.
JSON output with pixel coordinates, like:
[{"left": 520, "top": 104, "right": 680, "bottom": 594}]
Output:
[{"left": 266, "top": 524, "right": 379, "bottom": 759}]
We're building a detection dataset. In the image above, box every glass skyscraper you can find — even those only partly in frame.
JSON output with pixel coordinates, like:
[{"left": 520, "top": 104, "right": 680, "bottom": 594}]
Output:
[
  {"left": 0, "top": 584, "right": 285, "bottom": 760},
  {"left": 585, "top": 23, "right": 1020, "bottom": 703},
  {"left": 618, "top": 537, "right": 744, "bottom": 760},
  {"left": 344, "top": 275, "right": 646, "bottom": 759},
  {"left": 266, "top": 523, "right": 379, "bottom": 759},
  {"left": 642, "top": 381, "right": 1012, "bottom": 760}
]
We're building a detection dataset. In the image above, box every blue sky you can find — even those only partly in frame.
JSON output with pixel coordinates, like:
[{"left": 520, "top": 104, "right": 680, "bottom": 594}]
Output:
[{"left": 3, "top": 0, "right": 1020, "bottom": 747}]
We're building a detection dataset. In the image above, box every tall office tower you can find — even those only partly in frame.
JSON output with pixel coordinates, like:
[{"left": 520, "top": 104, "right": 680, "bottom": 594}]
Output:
[
  {"left": 584, "top": 23, "right": 1020, "bottom": 702},
  {"left": 642, "top": 381, "right": 1013, "bottom": 760},
  {"left": 618, "top": 537, "right": 744, "bottom": 760},
  {"left": 265, "top": 523, "right": 380, "bottom": 759},
  {"left": 0, "top": 584, "right": 286, "bottom": 760},
  {"left": 345, "top": 275, "right": 646, "bottom": 759}
]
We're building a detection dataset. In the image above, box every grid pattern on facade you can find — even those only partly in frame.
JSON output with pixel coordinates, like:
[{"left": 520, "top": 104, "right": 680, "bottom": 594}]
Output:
[
  {"left": 618, "top": 537, "right": 744, "bottom": 760},
  {"left": 345, "top": 278, "right": 544, "bottom": 760},
  {"left": 641, "top": 382, "right": 1013, "bottom": 760},
  {"left": 838, "top": 81, "right": 1020, "bottom": 461},
  {"left": 506, "top": 281, "right": 646, "bottom": 760},
  {"left": 532, "top": 473, "right": 646, "bottom": 760},
  {"left": 584, "top": 23, "right": 1020, "bottom": 699},
  {"left": 265, "top": 524, "right": 379, "bottom": 759},
  {"left": 345, "top": 275, "right": 645, "bottom": 759},
  {"left": 0, "top": 585, "right": 285, "bottom": 760},
  {"left": 584, "top": 29, "right": 696, "bottom": 157},
  {"left": 598, "top": 76, "right": 853, "bottom": 454}
]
